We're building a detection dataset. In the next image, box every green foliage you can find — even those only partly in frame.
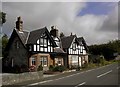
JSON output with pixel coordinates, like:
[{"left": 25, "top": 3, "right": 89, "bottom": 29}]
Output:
[
  {"left": 49, "top": 65, "right": 54, "bottom": 71},
  {"left": 88, "top": 40, "right": 120, "bottom": 60},
  {"left": 48, "top": 65, "right": 66, "bottom": 72},
  {"left": 0, "top": 12, "right": 6, "bottom": 24},
  {"left": 2, "top": 34, "right": 8, "bottom": 57},
  {"left": 53, "top": 65, "right": 66, "bottom": 72},
  {"left": 37, "top": 65, "right": 43, "bottom": 71}
]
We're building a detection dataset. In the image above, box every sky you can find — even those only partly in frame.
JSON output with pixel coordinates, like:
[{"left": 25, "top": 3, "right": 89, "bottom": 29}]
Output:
[{"left": 2, "top": 1, "right": 118, "bottom": 45}]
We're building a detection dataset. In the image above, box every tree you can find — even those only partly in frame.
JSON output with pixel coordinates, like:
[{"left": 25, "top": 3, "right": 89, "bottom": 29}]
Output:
[
  {"left": 88, "top": 40, "right": 120, "bottom": 60},
  {"left": 0, "top": 12, "right": 6, "bottom": 24},
  {"left": 2, "top": 34, "right": 8, "bottom": 57}
]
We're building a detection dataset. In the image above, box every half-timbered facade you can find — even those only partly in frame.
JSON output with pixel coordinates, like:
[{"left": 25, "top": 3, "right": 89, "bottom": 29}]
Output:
[
  {"left": 3, "top": 17, "right": 88, "bottom": 72},
  {"left": 61, "top": 35, "right": 88, "bottom": 68}
]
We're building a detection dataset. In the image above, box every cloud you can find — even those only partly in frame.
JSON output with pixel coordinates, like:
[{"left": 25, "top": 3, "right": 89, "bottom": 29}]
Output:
[
  {"left": 2, "top": 2, "right": 118, "bottom": 45},
  {"left": 100, "top": 5, "right": 118, "bottom": 32}
]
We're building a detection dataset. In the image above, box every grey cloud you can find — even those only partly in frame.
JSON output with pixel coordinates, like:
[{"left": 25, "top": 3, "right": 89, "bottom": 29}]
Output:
[
  {"left": 99, "top": 6, "right": 118, "bottom": 32},
  {"left": 2, "top": 2, "right": 118, "bottom": 45}
]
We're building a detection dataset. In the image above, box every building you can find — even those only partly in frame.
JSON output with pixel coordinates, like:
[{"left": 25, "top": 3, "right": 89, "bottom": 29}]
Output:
[
  {"left": 61, "top": 34, "right": 89, "bottom": 68},
  {"left": 2, "top": 17, "right": 88, "bottom": 72}
]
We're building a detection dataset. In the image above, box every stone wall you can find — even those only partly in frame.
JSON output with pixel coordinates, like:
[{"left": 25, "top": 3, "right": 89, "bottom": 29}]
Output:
[{"left": 2, "top": 71, "right": 43, "bottom": 85}]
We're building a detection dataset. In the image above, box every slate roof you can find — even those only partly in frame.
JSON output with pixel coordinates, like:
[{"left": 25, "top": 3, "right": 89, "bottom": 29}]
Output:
[
  {"left": 27, "top": 27, "right": 57, "bottom": 47},
  {"left": 15, "top": 29, "right": 29, "bottom": 45},
  {"left": 27, "top": 27, "right": 46, "bottom": 44},
  {"left": 54, "top": 48, "right": 66, "bottom": 53},
  {"left": 61, "top": 35, "right": 76, "bottom": 49}
]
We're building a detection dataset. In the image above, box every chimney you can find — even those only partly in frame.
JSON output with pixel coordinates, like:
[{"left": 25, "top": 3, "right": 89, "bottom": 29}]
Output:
[
  {"left": 50, "top": 26, "right": 58, "bottom": 37},
  {"left": 16, "top": 16, "right": 23, "bottom": 31},
  {"left": 70, "top": 32, "right": 72, "bottom": 36}
]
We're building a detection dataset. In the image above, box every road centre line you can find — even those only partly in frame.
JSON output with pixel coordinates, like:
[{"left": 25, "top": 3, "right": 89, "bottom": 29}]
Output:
[
  {"left": 25, "top": 64, "right": 115, "bottom": 87},
  {"left": 74, "top": 82, "right": 86, "bottom": 87},
  {"left": 97, "top": 70, "right": 112, "bottom": 78}
]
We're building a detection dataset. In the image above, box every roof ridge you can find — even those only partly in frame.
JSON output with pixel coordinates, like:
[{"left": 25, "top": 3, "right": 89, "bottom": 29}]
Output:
[{"left": 30, "top": 27, "right": 46, "bottom": 32}]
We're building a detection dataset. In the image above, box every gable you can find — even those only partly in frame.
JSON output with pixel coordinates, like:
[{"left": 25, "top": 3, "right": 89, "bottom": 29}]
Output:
[
  {"left": 27, "top": 27, "right": 57, "bottom": 47},
  {"left": 61, "top": 35, "right": 76, "bottom": 49},
  {"left": 76, "top": 37, "right": 88, "bottom": 52},
  {"left": 5, "top": 29, "right": 27, "bottom": 51}
]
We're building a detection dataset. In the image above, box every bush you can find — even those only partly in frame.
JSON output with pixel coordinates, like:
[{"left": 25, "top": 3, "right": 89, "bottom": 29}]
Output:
[
  {"left": 49, "top": 65, "right": 54, "bottom": 71},
  {"left": 76, "top": 66, "right": 80, "bottom": 71},
  {"left": 37, "top": 65, "right": 43, "bottom": 71},
  {"left": 53, "top": 65, "right": 66, "bottom": 72}
]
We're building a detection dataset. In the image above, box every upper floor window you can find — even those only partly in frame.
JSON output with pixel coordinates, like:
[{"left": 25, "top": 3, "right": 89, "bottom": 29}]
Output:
[
  {"left": 40, "top": 38, "right": 43, "bottom": 45},
  {"left": 72, "top": 43, "right": 76, "bottom": 51},
  {"left": 44, "top": 39, "right": 47, "bottom": 46}
]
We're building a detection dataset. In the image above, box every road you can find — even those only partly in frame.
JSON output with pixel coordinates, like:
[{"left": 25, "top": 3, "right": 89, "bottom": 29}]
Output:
[{"left": 21, "top": 63, "right": 120, "bottom": 87}]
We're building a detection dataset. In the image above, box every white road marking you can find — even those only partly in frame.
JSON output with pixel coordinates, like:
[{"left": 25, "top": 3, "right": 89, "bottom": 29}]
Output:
[
  {"left": 23, "top": 64, "right": 115, "bottom": 87},
  {"left": 26, "top": 80, "right": 53, "bottom": 86},
  {"left": 97, "top": 70, "right": 112, "bottom": 78},
  {"left": 75, "top": 82, "right": 86, "bottom": 87}
]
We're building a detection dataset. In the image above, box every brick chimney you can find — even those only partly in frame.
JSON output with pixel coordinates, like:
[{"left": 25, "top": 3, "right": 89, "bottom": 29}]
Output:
[
  {"left": 16, "top": 16, "right": 23, "bottom": 31},
  {"left": 50, "top": 26, "right": 58, "bottom": 37}
]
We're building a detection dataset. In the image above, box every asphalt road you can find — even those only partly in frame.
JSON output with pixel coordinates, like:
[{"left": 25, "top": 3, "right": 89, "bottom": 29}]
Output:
[{"left": 22, "top": 63, "right": 120, "bottom": 87}]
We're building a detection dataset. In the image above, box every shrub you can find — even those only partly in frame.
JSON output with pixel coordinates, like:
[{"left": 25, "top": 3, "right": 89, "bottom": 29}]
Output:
[
  {"left": 37, "top": 65, "right": 43, "bottom": 71},
  {"left": 49, "top": 65, "right": 54, "bottom": 71},
  {"left": 76, "top": 66, "right": 80, "bottom": 71},
  {"left": 53, "top": 65, "right": 66, "bottom": 72}
]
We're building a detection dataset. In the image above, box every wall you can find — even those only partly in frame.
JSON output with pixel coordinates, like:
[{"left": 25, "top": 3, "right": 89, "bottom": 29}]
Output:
[
  {"left": 2, "top": 71, "right": 43, "bottom": 85},
  {"left": 29, "top": 53, "right": 52, "bottom": 71},
  {"left": 7, "top": 33, "right": 28, "bottom": 67}
]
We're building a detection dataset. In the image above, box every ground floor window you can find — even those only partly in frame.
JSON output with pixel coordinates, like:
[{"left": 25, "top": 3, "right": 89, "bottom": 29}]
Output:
[
  {"left": 31, "top": 57, "right": 36, "bottom": 65},
  {"left": 55, "top": 58, "right": 63, "bottom": 66},
  {"left": 40, "top": 56, "right": 48, "bottom": 66}
]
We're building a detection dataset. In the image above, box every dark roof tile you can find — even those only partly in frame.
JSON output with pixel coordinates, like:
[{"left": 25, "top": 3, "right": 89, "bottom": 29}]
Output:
[
  {"left": 61, "top": 35, "right": 76, "bottom": 49},
  {"left": 15, "top": 29, "right": 29, "bottom": 45}
]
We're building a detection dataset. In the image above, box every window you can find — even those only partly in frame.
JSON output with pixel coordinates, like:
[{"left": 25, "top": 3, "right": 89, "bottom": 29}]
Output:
[
  {"left": 31, "top": 57, "right": 36, "bottom": 65},
  {"left": 80, "top": 46, "right": 83, "bottom": 53},
  {"left": 40, "top": 56, "right": 48, "bottom": 66},
  {"left": 73, "top": 43, "right": 76, "bottom": 51},
  {"left": 44, "top": 39, "right": 47, "bottom": 46},
  {"left": 37, "top": 45, "right": 39, "bottom": 51},
  {"left": 58, "top": 59, "right": 62, "bottom": 65},
  {"left": 34, "top": 45, "right": 36, "bottom": 51},
  {"left": 40, "top": 38, "right": 43, "bottom": 46}
]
